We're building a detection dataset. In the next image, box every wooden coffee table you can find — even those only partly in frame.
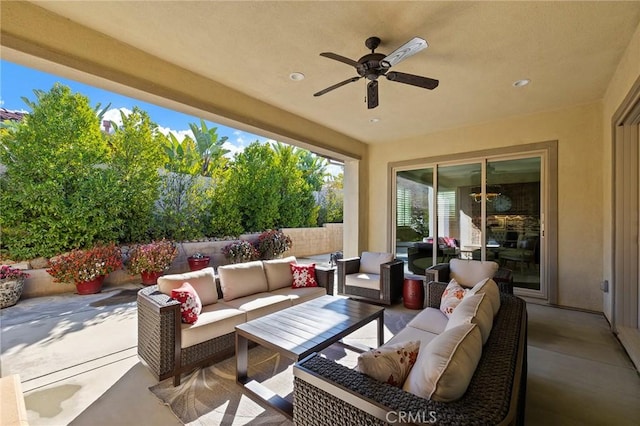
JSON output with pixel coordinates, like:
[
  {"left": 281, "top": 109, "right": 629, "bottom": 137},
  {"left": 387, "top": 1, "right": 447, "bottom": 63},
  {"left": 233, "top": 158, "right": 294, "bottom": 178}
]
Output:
[{"left": 235, "top": 295, "right": 384, "bottom": 418}]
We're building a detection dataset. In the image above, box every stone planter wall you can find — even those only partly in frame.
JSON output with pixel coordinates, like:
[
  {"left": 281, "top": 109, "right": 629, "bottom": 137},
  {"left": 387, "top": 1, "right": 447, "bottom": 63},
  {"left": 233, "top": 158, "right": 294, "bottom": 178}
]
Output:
[{"left": 14, "top": 224, "right": 343, "bottom": 299}]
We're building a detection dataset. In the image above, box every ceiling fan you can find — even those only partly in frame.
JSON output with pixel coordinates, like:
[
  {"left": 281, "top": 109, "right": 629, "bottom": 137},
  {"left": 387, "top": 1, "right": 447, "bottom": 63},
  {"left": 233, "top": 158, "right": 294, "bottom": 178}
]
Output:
[{"left": 314, "top": 36, "right": 439, "bottom": 109}]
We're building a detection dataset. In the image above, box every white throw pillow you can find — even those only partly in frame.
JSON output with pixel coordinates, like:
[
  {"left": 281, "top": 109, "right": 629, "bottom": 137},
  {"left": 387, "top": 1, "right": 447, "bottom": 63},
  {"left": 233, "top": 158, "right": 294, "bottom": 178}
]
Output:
[
  {"left": 157, "top": 267, "right": 218, "bottom": 305},
  {"left": 466, "top": 278, "right": 501, "bottom": 316},
  {"left": 402, "top": 323, "right": 482, "bottom": 402},
  {"left": 439, "top": 279, "right": 468, "bottom": 318},
  {"left": 359, "top": 252, "right": 394, "bottom": 274},
  {"left": 449, "top": 259, "right": 498, "bottom": 287},
  {"left": 445, "top": 293, "right": 494, "bottom": 344},
  {"left": 356, "top": 340, "right": 420, "bottom": 388}
]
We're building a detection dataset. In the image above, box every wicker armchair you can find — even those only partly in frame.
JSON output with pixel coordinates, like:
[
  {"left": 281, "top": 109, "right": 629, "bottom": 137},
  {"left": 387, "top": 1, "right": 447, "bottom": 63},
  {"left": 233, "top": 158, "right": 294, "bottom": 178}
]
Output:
[
  {"left": 426, "top": 258, "right": 514, "bottom": 298},
  {"left": 337, "top": 252, "right": 404, "bottom": 305}
]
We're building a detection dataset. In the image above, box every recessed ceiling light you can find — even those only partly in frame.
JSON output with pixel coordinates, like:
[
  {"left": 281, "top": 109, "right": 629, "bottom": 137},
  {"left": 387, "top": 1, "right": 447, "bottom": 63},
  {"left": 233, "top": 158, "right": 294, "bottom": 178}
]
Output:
[
  {"left": 289, "top": 72, "right": 305, "bottom": 81},
  {"left": 369, "top": 118, "right": 380, "bottom": 123},
  {"left": 513, "top": 79, "right": 531, "bottom": 88}
]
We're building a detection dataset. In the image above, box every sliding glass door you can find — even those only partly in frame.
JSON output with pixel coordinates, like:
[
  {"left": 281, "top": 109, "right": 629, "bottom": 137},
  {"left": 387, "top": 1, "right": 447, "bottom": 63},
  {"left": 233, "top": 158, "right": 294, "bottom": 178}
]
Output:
[{"left": 393, "top": 153, "right": 545, "bottom": 297}]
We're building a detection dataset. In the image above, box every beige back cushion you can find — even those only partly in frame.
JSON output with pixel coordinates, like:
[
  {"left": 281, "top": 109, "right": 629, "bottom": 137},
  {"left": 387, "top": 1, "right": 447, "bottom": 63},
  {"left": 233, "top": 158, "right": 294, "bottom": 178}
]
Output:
[
  {"left": 466, "top": 278, "right": 501, "bottom": 316},
  {"left": 263, "top": 256, "right": 297, "bottom": 290},
  {"left": 359, "top": 252, "right": 394, "bottom": 274},
  {"left": 445, "top": 293, "right": 494, "bottom": 344},
  {"left": 157, "top": 267, "right": 218, "bottom": 305},
  {"left": 449, "top": 259, "right": 498, "bottom": 288},
  {"left": 403, "top": 323, "right": 482, "bottom": 402},
  {"left": 218, "top": 261, "right": 269, "bottom": 301}
]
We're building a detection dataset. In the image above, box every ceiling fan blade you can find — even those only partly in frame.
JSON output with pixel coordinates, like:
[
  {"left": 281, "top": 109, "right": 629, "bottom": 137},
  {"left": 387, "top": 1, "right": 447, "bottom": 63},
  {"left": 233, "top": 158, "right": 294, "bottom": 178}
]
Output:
[
  {"left": 314, "top": 76, "right": 362, "bottom": 97},
  {"left": 381, "top": 37, "right": 428, "bottom": 68},
  {"left": 320, "top": 52, "right": 360, "bottom": 68},
  {"left": 386, "top": 71, "right": 439, "bottom": 90},
  {"left": 367, "top": 80, "right": 379, "bottom": 109}
]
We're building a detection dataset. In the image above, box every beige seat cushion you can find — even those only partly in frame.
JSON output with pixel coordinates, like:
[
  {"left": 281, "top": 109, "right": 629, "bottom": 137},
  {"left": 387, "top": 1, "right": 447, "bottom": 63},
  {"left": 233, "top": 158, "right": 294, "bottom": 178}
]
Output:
[
  {"left": 445, "top": 293, "right": 494, "bottom": 344},
  {"left": 403, "top": 323, "right": 482, "bottom": 402},
  {"left": 180, "top": 302, "right": 246, "bottom": 348},
  {"left": 466, "top": 278, "right": 501, "bottom": 316},
  {"left": 359, "top": 252, "right": 394, "bottom": 274},
  {"left": 263, "top": 256, "right": 297, "bottom": 290},
  {"left": 223, "top": 292, "right": 292, "bottom": 321},
  {"left": 218, "top": 261, "right": 269, "bottom": 301},
  {"left": 157, "top": 267, "right": 218, "bottom": 305},
  {"left": 345, "top": 273, "right": 381, "bottom": 290},
  {"left": 386, "top": 326, "right": 440, "bottom": 352},
  {"left": 271, "top": 286, "right": 327, "bottom": 305},
  {"left": 406, "top": 307, "right": 449, "bottom": 335},
  {"left": 449, "top": 259, "right": 498, "bottom": 287}
]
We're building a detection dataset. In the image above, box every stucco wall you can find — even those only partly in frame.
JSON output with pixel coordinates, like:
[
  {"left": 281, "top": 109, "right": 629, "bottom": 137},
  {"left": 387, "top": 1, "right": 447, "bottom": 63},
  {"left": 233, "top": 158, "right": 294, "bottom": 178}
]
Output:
[
  {"left": 601, "top": 20, "right": 640, "bottom": 321},
  {"left": 17, "top": 225, "right": 343, "bottom": 299},
  {"left": 368, "top": 102, "right": 604, "bottom": 312}
]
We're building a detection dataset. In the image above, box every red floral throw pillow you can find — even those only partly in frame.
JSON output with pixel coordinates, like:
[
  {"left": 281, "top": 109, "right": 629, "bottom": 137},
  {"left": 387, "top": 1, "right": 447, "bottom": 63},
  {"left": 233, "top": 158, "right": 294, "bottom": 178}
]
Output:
[
  {"left": 356, "top": 340, "right": 421, "bottom": 387},
  {"left": 170, "top": 282, "right": 202, "bottom": 324},
  {"left": 440, "top": 279, "right": 468, "bottom": 318},
  {"left": 290, "top": 263, "right": 318, "bottom": 288}
]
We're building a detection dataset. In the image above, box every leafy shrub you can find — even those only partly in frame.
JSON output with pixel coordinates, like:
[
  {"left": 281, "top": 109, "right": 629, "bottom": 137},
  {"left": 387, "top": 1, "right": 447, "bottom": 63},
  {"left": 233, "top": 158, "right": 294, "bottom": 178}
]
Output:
[
  {"left": 255, "top": 230, "right": 292, "bottom": 259},
  {"left": 126, "top": 239, "right": 178, "bottom": 274},
  {"left": 222, "top": 240, "right": 258, "bottom": 264},
  {"left": 46, "top": 243, "right": 122, "bottom": 283}
]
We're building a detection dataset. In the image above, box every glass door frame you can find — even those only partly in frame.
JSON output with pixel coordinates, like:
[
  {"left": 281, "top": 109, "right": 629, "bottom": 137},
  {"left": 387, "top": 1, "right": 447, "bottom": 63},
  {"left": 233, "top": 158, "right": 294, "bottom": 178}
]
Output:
[{"left": 390, "top": 141, "right": 558, "bottom": 303}]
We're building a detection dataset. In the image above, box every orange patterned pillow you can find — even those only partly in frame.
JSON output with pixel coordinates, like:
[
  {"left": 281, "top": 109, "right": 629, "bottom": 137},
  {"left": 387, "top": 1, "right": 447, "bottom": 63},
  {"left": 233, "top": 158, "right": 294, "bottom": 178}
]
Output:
[
  {"left": 356, "top": 341, "right": 421, "bottom": 387},
  {"left": 440, "top": 279, "right": 468, "bottom": 318}
]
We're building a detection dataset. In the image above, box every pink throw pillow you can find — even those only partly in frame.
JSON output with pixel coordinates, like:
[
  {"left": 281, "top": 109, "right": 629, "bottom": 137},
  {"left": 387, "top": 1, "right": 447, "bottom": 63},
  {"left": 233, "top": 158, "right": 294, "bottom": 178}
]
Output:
[
  {"left": 290, "top": 263, "right": 318, "bottom": 288},
  {"left": 440, "top": 279, "right": 468, "bottom": 318},
  {"left": 170, "top": 282, "right": 202, "bottom": 324}
]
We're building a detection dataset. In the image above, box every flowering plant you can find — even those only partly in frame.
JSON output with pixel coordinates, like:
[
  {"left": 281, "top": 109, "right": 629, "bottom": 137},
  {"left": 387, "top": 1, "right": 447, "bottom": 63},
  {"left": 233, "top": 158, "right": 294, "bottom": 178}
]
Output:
[
  {"left": 222, "top": 240, "right": 258, "bottom": 264},
  {"left": 126, "top": 239, "right": 177, "bottom": 274},
  {"left": 255, "top": 230, "right": 292, "bottom": 259},
  {"left": 0, "top": 265, "right": 30, "bottom": 281},
  {"left": 47, "top": 243, "right": 122, "bottom": 284}
]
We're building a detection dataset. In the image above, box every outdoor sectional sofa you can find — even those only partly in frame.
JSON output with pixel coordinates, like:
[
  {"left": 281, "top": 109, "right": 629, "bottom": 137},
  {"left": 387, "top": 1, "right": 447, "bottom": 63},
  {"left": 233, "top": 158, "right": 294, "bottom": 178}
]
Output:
[
  {"left": 137, "top": 256, "right": 334, "bottom": 385},
  {"left": 293, "top": 278, "right": 527, "bottom": 425}
]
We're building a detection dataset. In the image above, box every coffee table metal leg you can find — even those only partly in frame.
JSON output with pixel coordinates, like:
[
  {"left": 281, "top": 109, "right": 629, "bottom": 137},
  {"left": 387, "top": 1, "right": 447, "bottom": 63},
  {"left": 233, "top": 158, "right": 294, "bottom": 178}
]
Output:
[
  {"left": 236, "top": 332, "right": 248, "bottom": 383},
  {"left": 377, "top": 311, "right": 384, "bottom": 347}
]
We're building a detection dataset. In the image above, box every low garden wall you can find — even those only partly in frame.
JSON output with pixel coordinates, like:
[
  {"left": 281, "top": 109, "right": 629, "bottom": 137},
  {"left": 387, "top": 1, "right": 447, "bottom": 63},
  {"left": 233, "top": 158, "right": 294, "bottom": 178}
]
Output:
[{"left": 12, "top": 224, "right": 343, "bottom": 299}]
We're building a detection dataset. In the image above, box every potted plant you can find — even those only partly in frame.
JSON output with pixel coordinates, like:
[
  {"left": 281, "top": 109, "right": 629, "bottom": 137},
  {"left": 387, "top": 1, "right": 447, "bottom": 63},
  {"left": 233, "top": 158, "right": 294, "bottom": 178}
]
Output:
[
  {"left": 0, "top": 265, "right": 30, "bottom": 308},
  {"left": 255, "top": 229, "right": 292, "bottom": 260},
  {"left": 222, "top": 240, "right": 258, "bottom": 264},
  {"left": 46, "top": 243, "right": 122, "bottom": 295},
  {"left": 127, "top": 239, "right": 178, "bottom": 285},
  {"left": 187, "top": 252, "right": 211, "bottom": 271}
]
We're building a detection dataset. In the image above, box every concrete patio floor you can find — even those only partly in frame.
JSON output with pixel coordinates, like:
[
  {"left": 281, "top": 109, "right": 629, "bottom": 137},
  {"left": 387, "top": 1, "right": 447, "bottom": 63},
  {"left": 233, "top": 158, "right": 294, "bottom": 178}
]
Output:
[{"left": 2, "top": 262, "right": 639, "bottom": 425}]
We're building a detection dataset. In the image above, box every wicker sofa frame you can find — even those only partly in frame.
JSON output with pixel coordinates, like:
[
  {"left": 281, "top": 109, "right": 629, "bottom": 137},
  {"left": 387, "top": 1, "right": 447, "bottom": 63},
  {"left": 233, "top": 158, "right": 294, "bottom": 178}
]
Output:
[
  {"left": 293, "top": 282, "right": 527, "bottom": 425},
  {"left": 337, "top": 256, "right": 405, "bottom": 305},
  {"left": 137, "top": 266, "right": 334, "bottom": 386}
]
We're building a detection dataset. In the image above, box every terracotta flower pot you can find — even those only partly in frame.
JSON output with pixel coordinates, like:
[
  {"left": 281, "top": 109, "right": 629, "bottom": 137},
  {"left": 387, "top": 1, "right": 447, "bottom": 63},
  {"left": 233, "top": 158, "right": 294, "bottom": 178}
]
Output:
[
  {"left": 140, "top": 270, "right": 163, "bottom": 286},
  {"left": 188, "top": 256, "right": 211, "bottom": 271},
  {"left": 75, "top": 275, "right": 105, "bottom": 295}
]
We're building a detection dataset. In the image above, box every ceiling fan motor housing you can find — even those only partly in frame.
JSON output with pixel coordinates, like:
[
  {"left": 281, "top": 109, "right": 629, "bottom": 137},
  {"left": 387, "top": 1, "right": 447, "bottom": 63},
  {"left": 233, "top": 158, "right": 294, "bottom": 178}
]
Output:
[{"left": 357, "top": 53, "right": 387, "bottom": 80}]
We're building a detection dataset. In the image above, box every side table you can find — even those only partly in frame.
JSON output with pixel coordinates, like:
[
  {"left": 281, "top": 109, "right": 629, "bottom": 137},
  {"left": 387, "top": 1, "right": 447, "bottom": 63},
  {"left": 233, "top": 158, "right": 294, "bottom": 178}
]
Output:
[{"left": 403, "top": 274, "right": 425, "bottom": 310}]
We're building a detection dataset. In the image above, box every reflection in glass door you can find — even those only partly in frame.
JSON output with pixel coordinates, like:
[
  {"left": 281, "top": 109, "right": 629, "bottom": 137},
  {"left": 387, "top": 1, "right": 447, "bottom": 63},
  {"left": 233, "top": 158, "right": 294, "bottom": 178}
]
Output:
[
  {"left": 395, "top": 168, "right": 433, "bottom": 274},
  {"left": 393, "top": 155, "right": 544, "bottom": 295},
  {"left": 486, "top": 158, "right": 542, "bottom": 291}
]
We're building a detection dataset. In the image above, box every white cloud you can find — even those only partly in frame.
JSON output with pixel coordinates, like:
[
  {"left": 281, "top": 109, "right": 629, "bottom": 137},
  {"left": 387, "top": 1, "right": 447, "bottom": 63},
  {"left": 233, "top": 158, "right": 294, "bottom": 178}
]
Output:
[
  {"left": 102, "top": 107, "right": 132, "bottom": 127},
  {"left": 157, "top": 126, "right": 194, "bottom": 141},
  {"left": 0, "top": 99, "right": 4, "bottom": 106}
]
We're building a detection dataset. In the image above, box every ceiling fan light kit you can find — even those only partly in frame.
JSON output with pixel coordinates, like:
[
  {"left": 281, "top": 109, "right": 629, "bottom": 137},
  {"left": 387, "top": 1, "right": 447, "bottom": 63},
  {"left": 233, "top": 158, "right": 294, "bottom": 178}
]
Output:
[{"left": 314, "top": 36, "right": 439, "bottom": 109}]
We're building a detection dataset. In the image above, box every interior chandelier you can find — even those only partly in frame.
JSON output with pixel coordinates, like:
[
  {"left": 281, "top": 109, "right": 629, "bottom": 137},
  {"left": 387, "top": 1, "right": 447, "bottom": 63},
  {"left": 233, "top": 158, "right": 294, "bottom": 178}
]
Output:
[{"left": 469, "top": 191, "right": 501, "bottom": 203}]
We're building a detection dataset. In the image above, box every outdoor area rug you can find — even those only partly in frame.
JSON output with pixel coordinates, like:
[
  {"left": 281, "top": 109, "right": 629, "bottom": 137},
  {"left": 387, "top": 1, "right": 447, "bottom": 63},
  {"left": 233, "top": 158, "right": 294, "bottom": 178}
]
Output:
[{"left": 149, "top": 308, "right": 416, "bottom": 425}]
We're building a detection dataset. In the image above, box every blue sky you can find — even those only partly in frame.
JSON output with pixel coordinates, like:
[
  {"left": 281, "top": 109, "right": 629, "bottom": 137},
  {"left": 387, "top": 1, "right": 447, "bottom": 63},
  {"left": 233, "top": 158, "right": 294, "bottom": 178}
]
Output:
[{"left": 0, "top": 59, "right": 274, "bottom": 158}]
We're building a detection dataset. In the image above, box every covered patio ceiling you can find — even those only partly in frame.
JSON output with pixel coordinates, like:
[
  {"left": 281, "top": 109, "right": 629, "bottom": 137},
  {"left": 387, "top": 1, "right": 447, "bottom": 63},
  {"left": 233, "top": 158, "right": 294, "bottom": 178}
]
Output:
[{"left": 2, "top": 1, "right": 640, "bottom": 146}]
